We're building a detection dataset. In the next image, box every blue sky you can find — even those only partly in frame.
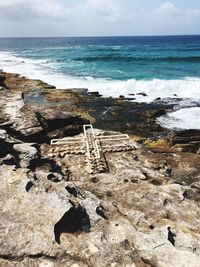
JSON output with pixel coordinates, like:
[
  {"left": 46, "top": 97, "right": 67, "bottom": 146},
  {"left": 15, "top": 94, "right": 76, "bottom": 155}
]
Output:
[{"left": 0, "top": 0, "right": 200, "bottom": 37}]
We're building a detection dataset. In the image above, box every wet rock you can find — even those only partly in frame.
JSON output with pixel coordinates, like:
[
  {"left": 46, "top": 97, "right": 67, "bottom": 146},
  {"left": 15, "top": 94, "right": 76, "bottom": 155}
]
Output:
[
  {"left": 141, "top": 109, "right": 166, "bottom": 118},
  {"left": 169, "top": 130, "right": 200, "bottom": 153}
]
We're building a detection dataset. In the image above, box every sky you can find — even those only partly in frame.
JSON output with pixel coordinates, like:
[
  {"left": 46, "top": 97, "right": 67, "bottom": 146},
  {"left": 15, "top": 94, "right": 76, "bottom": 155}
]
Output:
[{"left": 0, "top": 0, "right": 200, "bottom": 37}]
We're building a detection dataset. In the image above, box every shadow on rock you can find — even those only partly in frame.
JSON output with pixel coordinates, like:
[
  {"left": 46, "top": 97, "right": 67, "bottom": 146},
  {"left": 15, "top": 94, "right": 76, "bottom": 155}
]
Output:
[
  {"left": 28, "top": 158, "right": 63, "bottom": 174},
  {"left": 54, "top": 203, "right": 91, "bottom": 244}
]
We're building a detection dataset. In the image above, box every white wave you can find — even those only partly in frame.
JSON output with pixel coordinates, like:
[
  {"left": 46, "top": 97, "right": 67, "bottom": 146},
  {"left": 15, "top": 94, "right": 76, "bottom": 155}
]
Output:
[
  {"left": 157, "top": 107, "right": 200, "bottom": 130},
  {"left": 0, "top": 51, "right": 200, "bottom": 103}
]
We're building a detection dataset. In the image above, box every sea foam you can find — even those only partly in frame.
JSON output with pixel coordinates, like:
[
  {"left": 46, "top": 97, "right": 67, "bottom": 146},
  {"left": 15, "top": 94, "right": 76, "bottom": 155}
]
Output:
[
  {"left": 1, "top": 51, "right": 200, "bottom": 103},
  {"left": 157, "top": 107, "right": 200, "bottom": 130},
  {"left": 1, "top": 51, "right": 200, "bottom": 130}
]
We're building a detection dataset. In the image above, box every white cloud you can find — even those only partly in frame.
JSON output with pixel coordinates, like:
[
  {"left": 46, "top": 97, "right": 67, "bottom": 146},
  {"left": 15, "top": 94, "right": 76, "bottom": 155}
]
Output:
[
  {"left": 0, "top": 0, "right": 200, "bottom": 37},
  {"left": 86, "top": 0, "right": 120, "bottom": 20},
  {"left": 0, "top": 0, "right": 68, "bottom": 21},
  {"left": 156, "top": 1, "right": 180, "bottom": 17},
  {"left": 72, "top": 0, "right": 129, "bottom": 24},
  {"left": 0, "top": 0, "right": 128, "bottom": 24}
]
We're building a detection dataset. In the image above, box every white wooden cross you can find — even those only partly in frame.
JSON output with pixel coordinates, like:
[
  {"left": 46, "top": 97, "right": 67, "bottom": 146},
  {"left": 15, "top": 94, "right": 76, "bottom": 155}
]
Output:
[{"left": 49, "top": 124, "right": 134, "bottom": 173}]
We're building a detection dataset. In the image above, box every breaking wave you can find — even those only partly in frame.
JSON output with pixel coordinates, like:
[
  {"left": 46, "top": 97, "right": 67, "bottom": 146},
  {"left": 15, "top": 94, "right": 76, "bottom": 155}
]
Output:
[{"left": 0, "top": 51, "right": 200, "bottom": 103}]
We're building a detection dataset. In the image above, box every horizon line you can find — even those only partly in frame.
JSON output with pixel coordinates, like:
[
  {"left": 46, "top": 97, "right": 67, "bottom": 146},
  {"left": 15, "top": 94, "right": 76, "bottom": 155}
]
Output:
[{"left": 0, "top": 34, "right": 200, "bottom": 39}]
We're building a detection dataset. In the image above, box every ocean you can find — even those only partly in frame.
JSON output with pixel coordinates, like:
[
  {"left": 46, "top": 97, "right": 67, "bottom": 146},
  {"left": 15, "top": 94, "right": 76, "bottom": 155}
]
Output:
[{"left": 0, "top": 35, "right": 200, "bottom": 129}]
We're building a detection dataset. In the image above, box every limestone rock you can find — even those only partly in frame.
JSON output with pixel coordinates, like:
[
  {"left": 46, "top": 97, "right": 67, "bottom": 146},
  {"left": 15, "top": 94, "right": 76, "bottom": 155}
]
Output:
[
  {"left": 1, "top": 72, "right": 200, "bottom": 266},
  {"left": 13, "top": 143, "right": 38, "bottom": 161}
]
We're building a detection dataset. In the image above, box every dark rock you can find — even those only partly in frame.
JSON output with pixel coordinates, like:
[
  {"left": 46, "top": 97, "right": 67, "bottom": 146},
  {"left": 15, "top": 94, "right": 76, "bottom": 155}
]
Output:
[
  {"left": 0, "top": 139, "right": 14, "bottom": 158},
  {"left": 36, "top": 109, "right": 89, "bottom": 138},
  {"left": 184, "top": 189, "right": 200, "bottom": 202},
  {"left": 180, "top": 143, "right": 200, "bottom": 153},
  {"left": 26, "top": 181, "right": 34, "bottom": 192},
  {"left": 141, "top": 109, "right": 166, "bottom": 118},
  {"left": 88, "top": 91, "right": 102, "bottom": 97},
  {"left": 65, "top": 185, "right": 79, "bottom": 197},
  {"left": 47, "top": 172, "right": 63, "bottom": 182},
  {"left": 96, "top": 205, "right": 108, "bottom": 220},
  {"left": 137, "top": 92, "right": 148, "bottom": 97},
  {"left": 0, "top": 74, "right": 6, "bottom": 88},
  {"left": 169, "top": 130, "right": 200, "bottom": 153},
  {"left": 43, "top": 85, "right": 56, "bottom": 89},
  {"left": 154, "top": 97, "right": 161, "bottom": 101},
  {"left": 2, "top": 154, "right": 17, "bottom": 165},
  {"left": 90, "top": 177, "right": 100, "bottom": 183},
  {"left": 46, "top": 125, "right": 83, "bottom": 139},
  {"left": 167, "top": 227, "right": 176, "bottom": 246},
  {"left": 126, "top": 97, "right": 136, "bottom": 101}
]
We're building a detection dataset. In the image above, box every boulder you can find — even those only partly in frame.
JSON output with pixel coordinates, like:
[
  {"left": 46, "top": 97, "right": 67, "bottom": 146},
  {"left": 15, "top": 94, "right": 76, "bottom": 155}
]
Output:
[{"left": 13, "top": 143, "right": 38, "bottom": 164}]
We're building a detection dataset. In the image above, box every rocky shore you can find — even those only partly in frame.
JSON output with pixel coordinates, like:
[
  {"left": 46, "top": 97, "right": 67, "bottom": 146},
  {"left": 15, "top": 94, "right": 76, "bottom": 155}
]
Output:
[{"left": 0, "top": 71, "right": 200, "bottom": 267}]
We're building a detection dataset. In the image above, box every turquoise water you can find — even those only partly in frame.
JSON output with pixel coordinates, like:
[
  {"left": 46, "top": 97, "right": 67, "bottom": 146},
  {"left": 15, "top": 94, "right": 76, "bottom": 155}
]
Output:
[
  {"left": 0, "top": 36, "right": 200, "bottom": 129},
  {"left": 1, "top": 36, "right": 200, "bottom": 81},
  {"left": 0, "top": 36, "right": 200, "bottom": 104}
]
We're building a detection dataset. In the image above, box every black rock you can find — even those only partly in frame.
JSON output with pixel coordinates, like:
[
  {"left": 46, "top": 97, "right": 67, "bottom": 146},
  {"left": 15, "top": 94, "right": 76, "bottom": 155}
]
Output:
[{"left": 137, "top": 92, "right": 148, "bottom": 97}]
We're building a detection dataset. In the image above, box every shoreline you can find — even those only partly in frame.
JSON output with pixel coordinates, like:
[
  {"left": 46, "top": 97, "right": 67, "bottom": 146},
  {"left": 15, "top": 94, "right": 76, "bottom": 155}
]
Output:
[
  {"left": 1, "top": 49, "right": 200, "bottom": 105},
  {"left": 1, "top": 46, "right": 200, "bottom": 132},
  {"left": 1, "top": 70, "right": 200, "bottom": 150}
]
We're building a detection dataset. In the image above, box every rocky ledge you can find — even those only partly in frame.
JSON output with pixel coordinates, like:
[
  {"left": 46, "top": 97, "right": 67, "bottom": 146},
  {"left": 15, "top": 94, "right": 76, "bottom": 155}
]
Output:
[{"left": 0, "top": 72, "right": 200, "bottom": 267}]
